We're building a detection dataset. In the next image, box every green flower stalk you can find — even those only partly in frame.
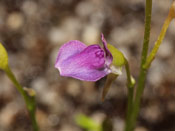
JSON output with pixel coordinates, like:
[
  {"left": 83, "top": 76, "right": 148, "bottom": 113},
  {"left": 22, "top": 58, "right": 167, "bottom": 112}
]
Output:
[
  {"left": 0, "top": 43, "right": 39, "bottom": 131},
  {"left": 124, "top": 0, "right": 152, "bottom": 130},
  {"left": 144, "top": 1, "right": 175, "bottom": 69},
  {"left": 125, "top": 1, "right": 175, "bottom": 131}
]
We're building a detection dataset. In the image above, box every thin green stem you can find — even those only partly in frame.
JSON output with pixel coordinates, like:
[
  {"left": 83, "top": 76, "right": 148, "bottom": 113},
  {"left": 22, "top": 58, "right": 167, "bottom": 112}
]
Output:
[
  {"left": 5, "top": 66, "right": 27, "bottom": 101},
  {"left": 125, "top": 61, "right": 132, "bottom": 86},
  {"left": 29, "top": 108, "right": 39, "bottom": 131},
  {"left": 124, "top": 60, "right": 135, "bottom": 131},
  {"left": 5, "top": 66, "right": 39, "bottom": 131},
  {"left": 128, "top": 68, "right": 147, "bottom": 131},
  {"left": 144, "top": 12, "right": 174, "bottom": 69},
  {"left": 140, "top": 0, "right": 152, "bottom": 66},
  {"left": 125, "top": 0, "right": 152, "bottom": 130}
]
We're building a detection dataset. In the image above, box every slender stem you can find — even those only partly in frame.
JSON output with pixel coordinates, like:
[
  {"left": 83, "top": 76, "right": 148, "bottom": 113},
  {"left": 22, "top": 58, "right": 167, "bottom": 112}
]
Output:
[
  {"left": 125, "top": 0, "right": 152, "bottom": 130},
  {"left": 124, "top": 60, "right": 135, "bottom": 131},
  {"left": 5, "top": 66, "right": 27, "bottom": 102},
  {"left": 144, "top": 11, "right": 174, "bottom": 69},
  {"left": 5, "top": 66, "right": 39, "bottom": 131},
  {"left": 140, "top": 0, "right": 152, "bottom": 66},
  {"left": 128, "top": 69, "right": 147, "bottom": 131},
  {"left": 29, "top": 108, "right": 39, "bottom": 131},
  {"left": 125, "top": 61, "right": 132, "bottom": 87}
]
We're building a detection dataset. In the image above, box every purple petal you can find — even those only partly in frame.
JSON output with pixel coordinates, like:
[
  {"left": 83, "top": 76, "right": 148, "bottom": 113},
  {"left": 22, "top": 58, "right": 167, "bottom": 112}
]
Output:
[
  {"left": 101, "top": 33, "right": 113, "bottom": 66},
  {"left": 55, "top": 44, "right": 111, "bottom": 81},
  {"left": 55, "top": 40, "right": 87, "bottom": 68}
]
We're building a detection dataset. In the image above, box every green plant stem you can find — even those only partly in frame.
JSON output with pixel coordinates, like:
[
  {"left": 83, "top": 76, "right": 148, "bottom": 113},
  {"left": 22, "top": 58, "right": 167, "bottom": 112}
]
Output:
[
  {"left": 5, "top": 66, "right": 39, "bottom": 131},
  {"left": 140, "top": 0, "right": 152, "bottom": 66},
  {"left": 124, "top": 60, "right": 135, "bottom": 131},
  {"left": 128, "top": 68, "right": 147, "bottom": 131},
  {"left": 29, "top": 109, "right": 39, "bottom": 131},
  {"left": 125, "top": 0, "right": 152, "bottom": 130},
  {"left": 144, "top": 12, "right": 173, "bottom": 69}
]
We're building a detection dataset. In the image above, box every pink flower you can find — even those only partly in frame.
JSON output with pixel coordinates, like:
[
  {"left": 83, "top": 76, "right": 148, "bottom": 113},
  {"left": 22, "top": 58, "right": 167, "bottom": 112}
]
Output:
[{"left": 55, "top": 34, "right": 113, "bottom": 81}]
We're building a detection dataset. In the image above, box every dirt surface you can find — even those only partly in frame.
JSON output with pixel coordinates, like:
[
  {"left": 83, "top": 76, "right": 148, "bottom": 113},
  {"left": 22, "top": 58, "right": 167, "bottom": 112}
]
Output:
[{"left": 0, "top": 0, "right": 175, "bottom": 131}]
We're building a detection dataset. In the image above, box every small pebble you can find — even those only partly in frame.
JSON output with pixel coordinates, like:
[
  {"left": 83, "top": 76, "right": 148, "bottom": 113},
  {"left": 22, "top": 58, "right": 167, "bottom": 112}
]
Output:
[
  {"left": 141, "top": 104, "right": 161, "bottom": 123},
  {"left": 6, "top": 12, "right": 24, "bottom": 30},
  {"left": 48, "top": 27, "right": 67, "bottom": 44},
  {"left": 135, "top": 126, "right": 148, "bottom": 131},
  {"left": 157, "top": 40, "right": 173, "bottom": 58},
  {"left": 82, "top": 25, "right": 100, "bottom": 45},
  {"left": 67, "top": 80, "right": 81, "bottom": 97},
  {"left": 22, "top": 1, "right": 38, "bottom": 16},
  {"left": 76, "top": 1, "right": 95, "bottom": 17},
  {"left": 113, "top": 117, "right": 124, "bottom": 131}
]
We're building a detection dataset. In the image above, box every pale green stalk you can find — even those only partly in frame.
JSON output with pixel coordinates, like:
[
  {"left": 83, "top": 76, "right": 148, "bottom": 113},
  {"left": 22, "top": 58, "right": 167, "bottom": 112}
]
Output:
[
  {"left": 124, "top": 60, "right": 135, "bottom": 130},
  {"left": 125, "top": 0, "right": 152, "bottom": 130},
  {"left": 4, "top": 66, "right": 39, "bottom": 131},
  {"left": 125, "top": 1, "right": 175, "bottom": 130},
  {"left": 144, "top": 2, "right": 175, "bottom": 69}
]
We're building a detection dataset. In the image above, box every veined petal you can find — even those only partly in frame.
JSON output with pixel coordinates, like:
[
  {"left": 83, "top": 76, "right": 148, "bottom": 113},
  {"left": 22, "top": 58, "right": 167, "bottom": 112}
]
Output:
[
  {"left": 55, "top": 40, "right": 87, "bottom": 68},
  {"left": 101, "top": 34, "right": 113, "bottom": 66},
  {"left": 56, "top": 44, "right": 111, "bottom": 81}
]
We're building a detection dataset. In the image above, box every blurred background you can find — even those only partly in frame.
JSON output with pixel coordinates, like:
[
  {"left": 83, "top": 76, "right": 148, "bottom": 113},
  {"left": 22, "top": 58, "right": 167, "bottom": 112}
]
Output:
[{"left": 0, "top": 0, "right": 175, "bottom": 131}]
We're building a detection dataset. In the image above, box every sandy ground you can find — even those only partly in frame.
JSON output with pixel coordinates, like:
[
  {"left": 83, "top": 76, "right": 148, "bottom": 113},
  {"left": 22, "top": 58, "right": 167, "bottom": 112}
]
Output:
[{"left": 0, "top": 0, "right": 175, "bottom": 131}]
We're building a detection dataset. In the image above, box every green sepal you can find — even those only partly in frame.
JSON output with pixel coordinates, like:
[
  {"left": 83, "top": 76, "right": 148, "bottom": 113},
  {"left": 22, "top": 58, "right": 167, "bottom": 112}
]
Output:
[
  {"left": 107, "top": 44, "right": 126, "bottom": 67},
  {"left": 0, "top": 43, "right": 8, "bottom": 70}
]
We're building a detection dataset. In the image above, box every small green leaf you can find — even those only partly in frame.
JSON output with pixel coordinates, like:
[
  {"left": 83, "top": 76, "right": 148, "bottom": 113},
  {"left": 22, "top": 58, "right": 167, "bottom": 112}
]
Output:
[
  {"left": 107, "top": 44, "right": 126, "bottom": 67},
  {"left": 75, "top": 114, "right": 102, "bottom": 131},
  {"left": 0, "top": 43, "right": 8, "bottom": 70}
]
